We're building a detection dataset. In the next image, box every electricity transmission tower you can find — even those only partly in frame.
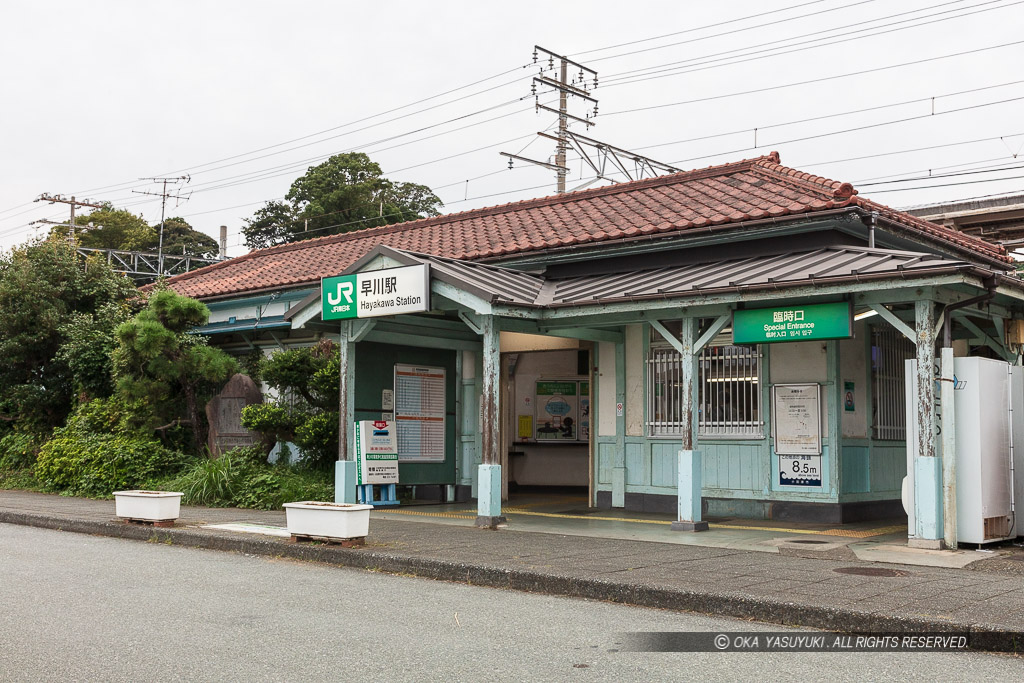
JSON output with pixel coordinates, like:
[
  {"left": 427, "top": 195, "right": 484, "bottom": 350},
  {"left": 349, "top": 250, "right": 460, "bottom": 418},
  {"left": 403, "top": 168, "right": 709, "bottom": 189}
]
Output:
[
  {"left": 502, "top": 46, "right": 598, "bottom": 194},
  {"left": 501, "top": 45, "right": 683, "bottom": 193},
  {"left": 33, "top": 193, "right": 105, "bottom": 244},
  {"left": 133, "top": 175, "right": 191, "bottom": 276}
]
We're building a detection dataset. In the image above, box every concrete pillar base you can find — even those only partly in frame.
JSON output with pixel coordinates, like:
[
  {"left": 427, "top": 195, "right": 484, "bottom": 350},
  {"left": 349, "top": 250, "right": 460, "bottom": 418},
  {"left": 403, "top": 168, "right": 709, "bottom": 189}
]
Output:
[
  {"left": 673, "top": 449, "right": 705, "bottom": 532},
  {"left": 474, "top": 515, "right": 508, "bottom": 529},
  {"left": 334, "top": 460, "right": 357, "bottom": 504},
  {"left": 477, "top": 463, "right": 502, "bottom": 519},
  {"left": 908, "top": 538, "right": 945, "bottom": 550}
]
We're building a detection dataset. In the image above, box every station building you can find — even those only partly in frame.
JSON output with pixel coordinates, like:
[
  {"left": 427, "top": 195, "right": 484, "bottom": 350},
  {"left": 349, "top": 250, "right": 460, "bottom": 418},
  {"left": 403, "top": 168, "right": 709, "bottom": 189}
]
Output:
[{"left": 165, "top": 152, "right": 1024, "bottom": 546}]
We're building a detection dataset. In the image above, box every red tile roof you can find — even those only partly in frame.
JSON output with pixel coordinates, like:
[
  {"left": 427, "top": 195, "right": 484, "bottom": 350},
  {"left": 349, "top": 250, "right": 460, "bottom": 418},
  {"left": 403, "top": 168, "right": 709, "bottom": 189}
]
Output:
[{"left": 164, "top": 152, "right": 1013, "bottom": 300}]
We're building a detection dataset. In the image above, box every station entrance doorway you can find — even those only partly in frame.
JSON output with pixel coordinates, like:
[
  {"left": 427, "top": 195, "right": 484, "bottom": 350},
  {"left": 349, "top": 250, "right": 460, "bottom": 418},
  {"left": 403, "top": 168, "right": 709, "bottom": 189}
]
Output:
[{"left": 501, "top": 335, "right": 592, "bottom": 504}]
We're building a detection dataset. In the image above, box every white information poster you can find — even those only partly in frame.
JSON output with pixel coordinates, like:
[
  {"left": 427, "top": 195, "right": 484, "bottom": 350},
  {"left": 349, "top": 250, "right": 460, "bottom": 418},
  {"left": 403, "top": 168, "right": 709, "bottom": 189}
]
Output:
[
  {"left": 394, "top": 364, "right": 446, "bottom": 462},
  {"left": 354, "top": 420, "right": 399, "bottom": 485},
  {"left": 772, "top": 383, "right": 822, "bottom": 487},
  {"left": 535, "top": 380, "right": 580, "bottom": 440}
]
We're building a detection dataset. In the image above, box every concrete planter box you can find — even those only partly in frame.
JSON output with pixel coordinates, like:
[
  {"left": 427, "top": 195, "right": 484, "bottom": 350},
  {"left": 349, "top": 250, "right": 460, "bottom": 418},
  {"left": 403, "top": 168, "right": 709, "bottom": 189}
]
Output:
[
  {"left": 113, "top": 490, "right": 183, "bottom": 522},
  {"left": 283, "top": 501, "right": 373, "bottom": 540}
]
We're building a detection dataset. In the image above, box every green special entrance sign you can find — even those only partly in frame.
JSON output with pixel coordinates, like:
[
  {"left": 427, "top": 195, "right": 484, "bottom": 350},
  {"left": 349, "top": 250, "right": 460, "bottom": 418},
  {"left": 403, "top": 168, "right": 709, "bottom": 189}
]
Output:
[
  {"left": 732, "top": 301, "right": 852, "bottom": 344},
  {"left": 322, "top": 263, "right": 429, "bottom": 321}
]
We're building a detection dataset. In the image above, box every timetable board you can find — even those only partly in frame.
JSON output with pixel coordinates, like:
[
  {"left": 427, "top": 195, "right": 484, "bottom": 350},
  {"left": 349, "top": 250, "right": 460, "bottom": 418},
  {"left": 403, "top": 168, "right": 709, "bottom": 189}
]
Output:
[{"left": 394, "top": 364, "right": 446, "bottom": 462}]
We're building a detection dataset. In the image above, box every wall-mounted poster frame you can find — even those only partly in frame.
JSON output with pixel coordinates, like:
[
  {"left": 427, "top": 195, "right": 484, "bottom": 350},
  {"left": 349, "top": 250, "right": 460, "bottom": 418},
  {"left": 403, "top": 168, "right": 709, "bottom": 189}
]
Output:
[
  {"left": 393, "top": 364, "right": 446, "bottom": 462},
  {"left": 771, "top": 383, "right": 822, "bottom": 488},
  {"left": 534, "top": 379, "right": 589, "bottom": 442}
]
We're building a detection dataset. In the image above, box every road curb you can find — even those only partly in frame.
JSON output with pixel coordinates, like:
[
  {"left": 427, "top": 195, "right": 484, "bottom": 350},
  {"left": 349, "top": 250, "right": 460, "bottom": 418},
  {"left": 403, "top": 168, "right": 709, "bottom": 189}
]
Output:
[{"left": 2, "top": 510, "right": 1020, "bottom": 653}]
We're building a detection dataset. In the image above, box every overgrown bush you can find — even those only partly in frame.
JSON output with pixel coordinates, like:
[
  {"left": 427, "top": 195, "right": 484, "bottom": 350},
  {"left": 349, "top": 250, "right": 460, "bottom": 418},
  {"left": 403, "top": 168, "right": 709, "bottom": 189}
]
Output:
[
  {"left": 0, "top": 431, "right": 47, "bottom": 470},
  {"left": 35, "top": 432, "right": 191, "bottom": 497},
  {"left": 0, "top": 467, "right": 44, "bottom": 491},
  {"left": 34, "top": 400, "right": 192, "bottom": 497},
  {"left": 166, "top": 451, "right": 246, "bottom": 506},
  {"left": 0, "top": 430, "right": 47, "bottom": 492},
  {"left": 165, "top": 446, "right": 333, "bottom": 510},
  {"left": 240, "top": 340, "right": 339, "bottom": 470}
]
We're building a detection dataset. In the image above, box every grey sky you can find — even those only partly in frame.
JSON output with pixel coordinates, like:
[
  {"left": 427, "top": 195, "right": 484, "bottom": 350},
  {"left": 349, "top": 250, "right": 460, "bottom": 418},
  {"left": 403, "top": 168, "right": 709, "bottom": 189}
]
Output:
[{"left": 2, "top": 0, "right": 1022, "bottom": 256}]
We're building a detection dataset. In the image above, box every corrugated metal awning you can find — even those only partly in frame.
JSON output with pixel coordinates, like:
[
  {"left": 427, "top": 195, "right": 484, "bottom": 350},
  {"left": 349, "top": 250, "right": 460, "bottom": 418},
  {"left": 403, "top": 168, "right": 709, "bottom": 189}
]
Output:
[{"left": 549, "top": 247, "right": 978, "bottom": 305}]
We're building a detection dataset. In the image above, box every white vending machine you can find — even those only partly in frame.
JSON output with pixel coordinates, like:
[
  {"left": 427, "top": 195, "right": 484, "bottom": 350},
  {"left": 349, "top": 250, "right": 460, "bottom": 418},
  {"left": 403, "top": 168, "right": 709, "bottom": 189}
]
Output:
[{"left": 904, "top": 357, "right": 1018, "bottom": 544}]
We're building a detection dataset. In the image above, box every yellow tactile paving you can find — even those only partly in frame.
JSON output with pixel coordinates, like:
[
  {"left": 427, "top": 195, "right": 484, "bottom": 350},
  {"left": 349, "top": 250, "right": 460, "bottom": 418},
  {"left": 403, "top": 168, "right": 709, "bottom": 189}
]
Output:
[
  {"left": 711, "top": 523, "right": 907, "bottom": 538},
  {"left": 378, "top": 506, "right": 906, "bottom": 538},
  {"left": 379, "top": 509, "right": 474, "bottom": 519}
]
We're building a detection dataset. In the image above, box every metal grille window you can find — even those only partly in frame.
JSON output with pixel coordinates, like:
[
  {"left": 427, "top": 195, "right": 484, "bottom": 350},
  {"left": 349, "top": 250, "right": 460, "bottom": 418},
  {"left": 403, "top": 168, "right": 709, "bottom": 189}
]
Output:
[
  {"left": 646, "top": 343, "right": 763, "bottom": 438},
  {"left": 871, "top": 327, "right": 914, "bottom": 440}
]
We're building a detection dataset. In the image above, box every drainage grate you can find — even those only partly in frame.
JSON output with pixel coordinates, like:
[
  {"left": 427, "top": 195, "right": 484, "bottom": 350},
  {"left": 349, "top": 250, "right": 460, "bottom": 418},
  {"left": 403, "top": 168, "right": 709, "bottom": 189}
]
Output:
[
  {"left": 834, "top": 566, "right": 908, "bottom": 577},
  {"left": 789, "top": 540, "right": 830, "bottom": 545}
]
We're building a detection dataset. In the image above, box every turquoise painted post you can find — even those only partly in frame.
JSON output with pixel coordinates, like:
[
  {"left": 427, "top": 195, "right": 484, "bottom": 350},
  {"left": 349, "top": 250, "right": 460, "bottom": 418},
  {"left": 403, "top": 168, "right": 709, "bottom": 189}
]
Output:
[
  {"left": 612, "top": 341, "right": 626, "bottom": 508},
  {"left": 475, "top": 315, "right": 506, "bottom": 528},
  {"left": 335, "top": 321, "right": 357, "bottom": 505},
  {"left": 672, "top": 316, "right": 708, "bottom": 531},
  {"left": 911, "top": 299, "right": 942, "bottom": 548},
  {"left": 826, "top": 340, "right": 839, "bottom": 498},
  {"left": 940, "top": 345, "right": 957, "bottom": 548},
  {"left": 915, "top": 456, "right": 943, "bottom": 540},
  {"left": 478, "top": 463, "right": 502, "bottom": 519}
]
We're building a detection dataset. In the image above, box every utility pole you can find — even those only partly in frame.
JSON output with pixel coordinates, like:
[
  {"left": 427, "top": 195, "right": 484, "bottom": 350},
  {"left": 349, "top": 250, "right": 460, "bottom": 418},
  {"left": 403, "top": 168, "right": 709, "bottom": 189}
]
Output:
[
  {"left": 34, "top": 193, "right": 105, "bottom": 245},
  {"left": 501, "top": 46, "right": 598, "bottom": 194},
  {"left": 133, "top": 176, "right": 190, "bottom": 276},
  {"left": 501, "top": 46, "right": 681, "bottom": 193}
]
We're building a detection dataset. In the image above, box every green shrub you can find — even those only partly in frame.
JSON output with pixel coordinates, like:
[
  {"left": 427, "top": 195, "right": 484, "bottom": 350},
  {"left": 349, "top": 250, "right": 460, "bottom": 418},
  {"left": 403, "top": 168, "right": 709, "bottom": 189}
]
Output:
[
  {"left": 293, "top": 411, "right": 338, "bottom": 469},
  {"left": 240, "top": 403, "right": 299, "bottom": 443},
  {"left": 35, "top": 431, "right": 191, "bottom": 497},
  {"left": 165, "top": 447, "right": 333, "bottom": 510},
  {"left": 0, "top": 467, "right": 44, "bottom": 491},
  {"left": 168, "top": 452, "right": 247, "bottom": 506},
  {"left": 231, "top": 467, "right": 333, "bottom": 510},
  {"left": 0, "top": 431, "right": 47, "bottom": 470}
]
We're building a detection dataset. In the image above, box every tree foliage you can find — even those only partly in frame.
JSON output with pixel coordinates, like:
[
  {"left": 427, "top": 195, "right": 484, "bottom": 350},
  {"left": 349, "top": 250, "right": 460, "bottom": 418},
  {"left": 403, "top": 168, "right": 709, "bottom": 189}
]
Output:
[
  {"left": 58, "top": 208, "right": 219, "bottom": 259},
  {"left": 63, "top": 207, "right": 155, "bottom": 251},
  {"left": 242, "top": 152, "right": 442, "bottom": 250},
  {"left": 153, "top": 216, "right": 220, "bottom": 259},
  {"left": 112, "top": 289, "right": 237, "bottom": 454},
  {"left": 0, "top": 239, "right": 138, "bottom": 432},
  {"left": 241, "top": 339, "right": 339, "bottom": 468}
]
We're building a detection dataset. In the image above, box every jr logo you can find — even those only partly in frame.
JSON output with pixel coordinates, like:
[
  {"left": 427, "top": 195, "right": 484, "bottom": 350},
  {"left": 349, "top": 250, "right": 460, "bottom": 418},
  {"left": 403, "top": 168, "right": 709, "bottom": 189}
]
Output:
[{"left": 327, "top": 281, "right": 354, "bottom": 306}]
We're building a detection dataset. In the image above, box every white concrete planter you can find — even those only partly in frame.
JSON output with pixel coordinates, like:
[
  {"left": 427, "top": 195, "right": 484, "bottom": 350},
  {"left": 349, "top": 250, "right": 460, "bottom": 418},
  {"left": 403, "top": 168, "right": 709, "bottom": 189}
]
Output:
[
  {"left": 113, "top": 490, "right": 183, "bottom": 522},
  {"left": 283, "top": 501, "right": 373, "bottom": 540}
]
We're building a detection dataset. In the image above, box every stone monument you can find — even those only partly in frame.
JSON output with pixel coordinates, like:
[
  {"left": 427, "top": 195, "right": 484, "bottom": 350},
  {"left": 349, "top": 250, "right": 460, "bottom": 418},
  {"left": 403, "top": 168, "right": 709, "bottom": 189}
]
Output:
[{"left": 205, "top": 373, "right": 264, "bottom": 457}]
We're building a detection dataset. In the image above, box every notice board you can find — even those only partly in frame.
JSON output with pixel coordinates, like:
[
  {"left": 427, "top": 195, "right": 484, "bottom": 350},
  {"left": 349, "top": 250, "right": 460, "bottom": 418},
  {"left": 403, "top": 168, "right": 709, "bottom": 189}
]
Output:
[
  {"left": 771, "top": 383, "right": 821, "bottom": 455},
  {"left": 534, "top": 379, "right": 589, "bottom": 441},
  {"left": 772, "top": 383, "right": 823, "bottom": 488},
  {"left": 354, "top": 420, "right": 399, "bottom": 484},
  {"left": 394, "top": 364, "right": 446, "bottom": 462}
]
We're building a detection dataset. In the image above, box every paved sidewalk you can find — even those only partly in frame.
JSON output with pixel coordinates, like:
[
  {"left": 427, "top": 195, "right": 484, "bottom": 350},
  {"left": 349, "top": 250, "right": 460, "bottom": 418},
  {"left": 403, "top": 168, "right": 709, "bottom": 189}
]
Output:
[{"left": 2, "top": 490, "right": 1024, "bottom": 652}]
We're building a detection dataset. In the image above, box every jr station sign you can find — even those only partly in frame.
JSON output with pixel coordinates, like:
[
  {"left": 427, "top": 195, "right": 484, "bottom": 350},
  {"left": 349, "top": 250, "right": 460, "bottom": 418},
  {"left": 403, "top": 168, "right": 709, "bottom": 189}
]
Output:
[
  {"left": 322, "top": 264, "right": 430, "bottom": 320},
  {"left": 732, "top": 301, "right": 852, "bottom": 344}
]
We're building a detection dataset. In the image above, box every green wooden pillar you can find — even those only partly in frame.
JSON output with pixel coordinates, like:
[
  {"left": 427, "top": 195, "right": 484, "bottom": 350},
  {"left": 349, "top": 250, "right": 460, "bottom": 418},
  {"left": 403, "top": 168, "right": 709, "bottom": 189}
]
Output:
[
  {"left": 476, "top": 314, "right": 505, "bottom": 528},
  {"left": 612, "top": 340, "right": 626, "bottom": 508},
  {"left": 335, "top": 320, "right": 357, "bottom": 504},
  {"left": 671, "top": 316, "right": 707, "bottom": 531},
  {"left": 911, "top": 299, "right": 942, "bottom": 547}
]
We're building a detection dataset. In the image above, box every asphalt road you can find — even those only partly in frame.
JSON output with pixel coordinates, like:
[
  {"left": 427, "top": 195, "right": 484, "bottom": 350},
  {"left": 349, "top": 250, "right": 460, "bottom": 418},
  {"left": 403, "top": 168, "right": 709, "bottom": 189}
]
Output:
[{"left": 0, "top": 523, "right": 1020, "bottom": 682}]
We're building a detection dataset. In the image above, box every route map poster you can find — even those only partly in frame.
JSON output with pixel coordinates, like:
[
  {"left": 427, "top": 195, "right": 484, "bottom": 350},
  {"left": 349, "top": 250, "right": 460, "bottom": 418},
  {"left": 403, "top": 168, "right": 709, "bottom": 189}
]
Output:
[{"left": 394, "top": 364, "right": 446, "bottom": 462}]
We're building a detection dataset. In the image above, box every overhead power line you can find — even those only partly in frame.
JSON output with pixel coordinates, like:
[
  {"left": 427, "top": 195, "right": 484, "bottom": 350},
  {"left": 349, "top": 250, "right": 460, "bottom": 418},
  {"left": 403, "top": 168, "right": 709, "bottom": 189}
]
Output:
[
  {"left": 592, "top": 0, "right": 887, "bottom": 66},
  {"left": 49, "top": 7, "right": 1020, "bottom": 220},
  {"left": 598, "top": 0, "right": 1023, "bottom": 90},
  {"left": 599, "top": 0, "right": 987, "bottom": 83},
  {"left": 602, "top": 38, "right": 1024, "bottom": 118}
]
